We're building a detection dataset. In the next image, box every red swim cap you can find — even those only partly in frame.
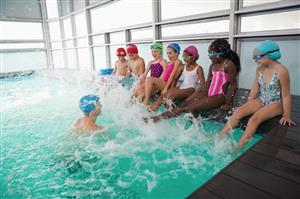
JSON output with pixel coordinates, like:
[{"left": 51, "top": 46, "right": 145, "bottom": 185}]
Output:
[
  {"left": 116, "top": 48, "right": 126, "bottom": 56},
  {"left": 127, "top": 44, "right": 138, "bottom": 54}
]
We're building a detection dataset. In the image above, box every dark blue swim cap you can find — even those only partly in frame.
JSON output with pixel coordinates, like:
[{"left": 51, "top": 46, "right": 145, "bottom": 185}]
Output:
[
  {"left": 79, "top": 95, "right": 100, "bottom": 114},
  {"left": 167, "top": 43, "right": 181, "bottom": 54}
]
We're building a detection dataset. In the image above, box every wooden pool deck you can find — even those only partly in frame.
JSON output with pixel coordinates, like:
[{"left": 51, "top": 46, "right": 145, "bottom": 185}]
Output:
[{"left": 188, "top": 90, "right": 300, "bottom": 199}]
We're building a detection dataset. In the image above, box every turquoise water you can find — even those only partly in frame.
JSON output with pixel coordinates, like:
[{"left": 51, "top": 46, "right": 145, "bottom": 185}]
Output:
[{"left": 1, "top": 70, "right": 262, "bottom": 198}]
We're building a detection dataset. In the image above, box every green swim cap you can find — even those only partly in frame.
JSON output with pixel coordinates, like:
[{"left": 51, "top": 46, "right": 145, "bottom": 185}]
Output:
[{"left": 151, "top": 42, "right": 163, "bottom": 54}]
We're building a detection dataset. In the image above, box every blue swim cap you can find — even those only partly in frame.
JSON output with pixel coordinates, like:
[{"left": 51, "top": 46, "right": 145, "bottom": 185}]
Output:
[
  {"left": 255, "top": 40, "right": 281, "bottom": 61},
  {"left": 79, "top": 95, "right": 100, "bottom": 114},
  {"left": 167, "top": 43, "right": 181, "bottom": 54}
]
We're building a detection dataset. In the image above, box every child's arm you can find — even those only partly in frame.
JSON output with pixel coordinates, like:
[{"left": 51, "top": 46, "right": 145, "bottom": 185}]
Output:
[
  {"left": 197, "top": 65, "right": 205, "bottom": 92},
  {"left": 139, "top": 58, "right": 146, "bottom": 76},
  {"left": 159, "top": 59, "right": 168, "bottom": 80},
  {"left": 112, "top": 61, "right": 118, "bottom": 75},
  {"left": 161, "top": 60, "right": 180, "bottom": 95},
  {"left": 248, "top": 68, "right": 260, "bottom": 100},
  {"left": 140, "top": 61, "right": 152, "bottom": 81},
  {"left": 203, "top": 65, "right": 213, "bottom": 96},
  {"left": 222, "top": 62, "right": 237, "bottom": 110},
  {"left": 278, "top": 65, "right": 296, "bottom": 126}
]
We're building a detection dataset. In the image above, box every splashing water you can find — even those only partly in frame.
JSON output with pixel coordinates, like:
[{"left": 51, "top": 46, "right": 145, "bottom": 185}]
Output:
[{"left": 0, "top": 69, "right": 262, "bottom": 198}]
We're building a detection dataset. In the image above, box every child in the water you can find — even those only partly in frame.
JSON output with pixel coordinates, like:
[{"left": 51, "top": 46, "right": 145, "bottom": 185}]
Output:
[{"left": 74, "top": 95, "right": 104, "bottom": 132}]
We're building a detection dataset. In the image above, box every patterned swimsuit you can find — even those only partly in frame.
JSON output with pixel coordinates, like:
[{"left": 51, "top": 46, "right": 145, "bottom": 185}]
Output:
[
  {"left": 258, "top": 68, "right": 281, "bottom": 106},
  {"left": 150, "top": 62, "right": 164, "bottom": 78}
]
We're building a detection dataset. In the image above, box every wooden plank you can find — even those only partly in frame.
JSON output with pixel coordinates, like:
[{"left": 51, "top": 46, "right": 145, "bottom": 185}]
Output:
[
  {"left": 239, "top": 150, "right": 300, "bottom": 184},
  {"left": 223, "top": 161, "right": 300, "bottom": 199},
  {"left": 252, "top": 142, "right": 300, "bottom": 165},
  {"left": 205, "top": 173, "right": 275, "bottom": 199},
  {"left": 187, "top": 187, "right": 223, "bottom": 199}
]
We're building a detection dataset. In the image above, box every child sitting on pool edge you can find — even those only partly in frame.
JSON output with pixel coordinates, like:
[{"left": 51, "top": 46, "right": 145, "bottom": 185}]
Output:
[{"left": 74, "top": 95, "right": 104, "bottom": 132}]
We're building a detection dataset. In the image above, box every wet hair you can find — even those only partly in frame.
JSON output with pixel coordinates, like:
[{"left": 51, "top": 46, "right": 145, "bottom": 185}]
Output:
[{"left": 209, "top": 39, "right": 241, "bottom": 73}]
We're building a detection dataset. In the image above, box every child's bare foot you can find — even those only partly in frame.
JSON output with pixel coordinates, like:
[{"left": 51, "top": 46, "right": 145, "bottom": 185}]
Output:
[{"left": 151, "top": 116, "right": 161, "bottom": 123}]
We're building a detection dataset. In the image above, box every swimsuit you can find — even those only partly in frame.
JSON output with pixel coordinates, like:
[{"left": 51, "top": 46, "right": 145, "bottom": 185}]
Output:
[
  {"left": 162, "top": 62, "right": 175, "bottom": 82},
  {"left": 179, "top": 66, "right": 199, "bottom": 89},
  {"left": 150, "top": 62, "right": 163, "bottom": 78},
  {"left": 208, "top": 61, "right": 230, "bottom": 96},
  {"left": 258, "top": 68, "right": 281, "bottom": 106}
]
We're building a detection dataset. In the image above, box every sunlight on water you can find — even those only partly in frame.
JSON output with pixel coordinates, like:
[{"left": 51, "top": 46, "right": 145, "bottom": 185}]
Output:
[{"left": 0, "top": 69, "right": 262, "bottom": 198}]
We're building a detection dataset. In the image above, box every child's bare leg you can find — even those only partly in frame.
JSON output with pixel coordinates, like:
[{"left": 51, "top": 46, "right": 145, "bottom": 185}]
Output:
[
  {"left": 144, "top": 77, "right": 165, "bottom": 106},
  {"left": 149, "top": 95, "right": 164, "bottom": 111},
  {"left": 238, "top": 102, "right": 282, "bottom": 149},
  {"left": 218, "top": 98, "right": 262, "bottom": 139}
]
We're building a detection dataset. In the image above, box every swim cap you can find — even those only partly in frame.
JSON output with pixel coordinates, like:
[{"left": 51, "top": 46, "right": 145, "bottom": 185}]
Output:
[
  {"left": 116, "top": 48, "right": 126, "bottom": 56},
  {"left": 79, "top": 95, "right": 100, "bottom": 114},
  {"left": 151, "top": 42, "right": 163, "bottom": 54},
  {"left": 167, "top": 43, "right": 181, "bottom": 54},
  {"left": 127, "top": 44, "right": 138, "bottom": 54},
  {"left": 184, "top": 45, "right": 199, "bottom": 60},
  {"left": 255, "top": 40, "right": 281, "bottom": 61}
]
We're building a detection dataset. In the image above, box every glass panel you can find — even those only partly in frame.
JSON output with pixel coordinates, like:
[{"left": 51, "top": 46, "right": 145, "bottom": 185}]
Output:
[
  {"left": 0, "top": 21, "right": 43, "bottom": 40},
  {"left": 78, "top": 48, "right": 90, "bottom": 70},
  {"left": 240, "top": 39, "right": 300, "bottom": 95},
  {"left": 65, "top": 40, "right": 74, "bottom": 48},
  {"left": 162, "top": 41, "right": 211, "bottom": 77},
  {"left": 75, "top": 12, "right": 88, "bottom": 37},
  {"left": 92, "top": 35, "right": 105, "bottom": 45},
  {"left": 51, "top": 41, "right": 63, "bottom": 49},
  {"left": 131, "top": 28, "right": 153, "bottom": 41},
  {"left": 93, "top": 47, "right": 107, "bottom": 70},
  {"left": 0, "top": 51, "right": 47, "bottom": 73},
  {"left": 63, "top": 18, "right": 73, "bottom": 39},
  {"left": 66, "top": 49, "right": 76, "bottom": 68},
  {"left": 110, "top": 32, "right": 125, "bottom": 44},
  {"left": 46, "top": 0, "right": 59, "bottom": 18},
  {"left": 73, "top": 0, "right": 86, "bottom": 11},
  {"left": 0, "top": 43, "right": 44, "bottom": 49},
  {"left": 48, "top": 21, "right": 61, "bottom": 41},
  {"left": 90, "top": 0, "right": 152, "bottom": 33},
  {"left": 59, "top": 0, "right": 71, "bottom": 16},
  {"left": 161, "top": 0, "right": 230, "bottom": 20},
  {"left": 241, "top": 10, "right": 300, "bottom": 32},
  {"left": 161, "top": 20, "right": 229, "bottom": 38},
  {"left": 52, "top": 50, "right": 64, "bottom": 68},
  {"left": 89, "top": 0, "right": 105, "bottom": 5},
  {"left": 243, "top": 0, "right": 281, "bottom": 7},
  {"left": 77, "top": 37, "right": 88, "bottom": 47}
]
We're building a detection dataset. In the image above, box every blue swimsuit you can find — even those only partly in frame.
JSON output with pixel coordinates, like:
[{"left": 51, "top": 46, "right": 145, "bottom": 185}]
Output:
[{"left": 258, "top": 68, "right": 281, "bottom": 106}]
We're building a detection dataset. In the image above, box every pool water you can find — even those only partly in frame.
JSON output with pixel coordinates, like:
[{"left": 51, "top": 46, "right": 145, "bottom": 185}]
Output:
[{"left": 0, "top": 70, "right": 262, "bottom": 198}]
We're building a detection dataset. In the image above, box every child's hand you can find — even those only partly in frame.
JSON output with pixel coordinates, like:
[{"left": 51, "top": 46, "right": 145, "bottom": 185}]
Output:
[
  {"left": 161, "top": 89, "right": 167, "bottom": 96},
  {"left": 279, "top": 117, "right": 296, "bottom": 126}
]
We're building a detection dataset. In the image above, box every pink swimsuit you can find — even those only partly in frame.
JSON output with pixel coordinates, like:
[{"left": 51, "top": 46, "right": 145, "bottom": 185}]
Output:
[
  {"left": 162, "top": 62, "right": 175, "bottom": 82},
  {"left": 208, "top": 67, "right": 229, "bottom": 96}
]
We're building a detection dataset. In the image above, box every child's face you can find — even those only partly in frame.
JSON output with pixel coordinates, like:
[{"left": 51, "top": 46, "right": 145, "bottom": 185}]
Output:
[
  {"left": 252, "top": 49, "right": 268, "bottom": 65},
  {"left": 182, "top": 51, "right": 194, "bottom": 65},
  {"left": 92, "top": 102, "right": 102, "bottom": 117},
  {"left": 208, "top": 47, "right": 220, "bottom": 63},
  {"left": 167, "top": 48, "right": 178, "bottom": 61},
  {"left": 151, "top": 49, "right": 161, "bottom": 59}
]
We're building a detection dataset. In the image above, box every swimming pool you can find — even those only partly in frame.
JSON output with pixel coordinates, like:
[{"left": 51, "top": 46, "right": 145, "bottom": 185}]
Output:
[{"left": 0, "top": 70, "right": 262, "bottom": 198}]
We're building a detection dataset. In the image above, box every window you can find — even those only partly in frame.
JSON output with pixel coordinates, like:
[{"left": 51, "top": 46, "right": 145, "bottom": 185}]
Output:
[
  {"left": 51, "top": 42, "right": 63, "bottom": 49},
  {"left": 63, "top": 18, "right": 73, "bottom": 39},
  {"left": 0, "top": 21, "right": 43, "bottom": 40},
  {"left": 78, "top": 48, "right": 90, "bottom": 70},
  {"left": 161, "top": 20, "right": 229, "bottom": 38},
  {"left": 93, "top": 47, "right": 107, "bottom": 70},
  {"left": 242, "top": 0, "right": 281, "bottom": 7},
  {"left": 92, "top": 35, "right": 105, "bottom": 45},
  {"left": 1, "top": 51, "right": 47, "bottom": 73},
  {"left": 66, "top": 49, "right": 76, "bottom": 68},
  {"left": 110, "top": 32, "right": 125, "bottom": 44},
  {"left": 52, "top": 50, "right": 65, "bottom": 68},
  {"left": 75, "top": 12, "right": 88, "bottom": 37},
  {"left": 65, "top": 40, "right": 74, "bottom": 48},
  {"left": 73, "top": 0, "right": 86, "bottom": 11},
  {"left": 0, "top": 43, "right": 44, "bottom": 49},
  {"left": 49, "top": 21, "right": 61, "bottom": 41},
  {"left": 90, "top": 0, "right": 152, "bottom": 33},
  {"left": 241, "top": 10, "right": 300, "bottom": 32},
  {"left": 46, "top": 0, "right": 59, "bottom": 18},
  {"left": 161, "top": 0, "right": 230, "bottom": 20},
  {"left": 77, "top": 38, "right": 89, "bottom": 47},
  {"left": 131, "top": 28, "right": 153, "bottom": 41}
]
